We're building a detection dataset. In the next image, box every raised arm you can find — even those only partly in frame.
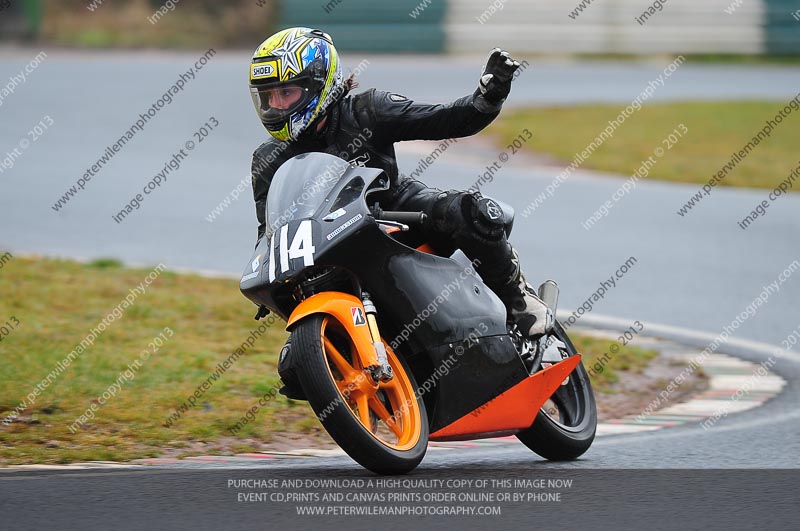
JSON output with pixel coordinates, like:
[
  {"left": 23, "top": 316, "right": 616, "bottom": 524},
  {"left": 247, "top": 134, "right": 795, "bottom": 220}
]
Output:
[
  {"left": 369, "top": 89, "right": 500, "bottom": 143},
  {"left": 369, "top": 49, "right": 522, "bottom": 144}
]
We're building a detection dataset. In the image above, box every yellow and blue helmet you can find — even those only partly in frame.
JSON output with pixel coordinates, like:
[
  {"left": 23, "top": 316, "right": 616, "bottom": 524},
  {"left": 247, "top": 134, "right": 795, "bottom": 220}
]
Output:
[{"left": 249, "top": 27, "right": 345, "bottom": 142}]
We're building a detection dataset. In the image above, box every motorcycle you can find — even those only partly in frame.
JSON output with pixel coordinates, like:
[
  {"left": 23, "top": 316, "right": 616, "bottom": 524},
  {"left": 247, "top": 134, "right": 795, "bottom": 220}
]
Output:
[{"left": 240, "top": 152, "right": 596, "bottom": 475}]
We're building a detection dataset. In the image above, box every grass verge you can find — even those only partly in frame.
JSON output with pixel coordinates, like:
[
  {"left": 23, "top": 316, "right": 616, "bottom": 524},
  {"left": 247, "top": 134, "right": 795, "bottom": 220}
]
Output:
[
  {"left": 1, "top": 255, "right": 657, "bottom": 465},
  {"left": 489, "top": 101, "right": 800, "bottom": 189}
]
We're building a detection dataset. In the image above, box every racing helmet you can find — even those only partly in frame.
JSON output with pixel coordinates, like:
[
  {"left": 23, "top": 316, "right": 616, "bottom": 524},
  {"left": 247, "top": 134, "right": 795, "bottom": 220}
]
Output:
[{"left": 249, "top": 27, "right": 345, "bottom": 142}]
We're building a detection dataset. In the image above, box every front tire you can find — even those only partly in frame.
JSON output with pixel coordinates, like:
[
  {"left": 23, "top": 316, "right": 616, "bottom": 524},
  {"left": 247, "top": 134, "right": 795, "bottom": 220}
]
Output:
[
  {"left": 516, "top": 321, "right": 597, "bottom": 460},
  {"left": 293, "top": 314, "right": 428, "bottom": 475}
]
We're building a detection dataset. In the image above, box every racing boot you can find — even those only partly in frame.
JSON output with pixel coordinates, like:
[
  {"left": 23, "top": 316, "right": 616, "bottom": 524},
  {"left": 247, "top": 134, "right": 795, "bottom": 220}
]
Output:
[{"left": 494, "top": 248, "right": 553, "bottom": 339}]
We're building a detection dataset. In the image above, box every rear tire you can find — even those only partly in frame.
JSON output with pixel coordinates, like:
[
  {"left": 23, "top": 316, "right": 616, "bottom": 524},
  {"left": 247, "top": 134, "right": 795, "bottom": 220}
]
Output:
[
  {"left": 516, "top": 321, "right": 597, "bottom": 460},
  {"left": 293, "top": 314, "right": 428, "bottom": 475}
]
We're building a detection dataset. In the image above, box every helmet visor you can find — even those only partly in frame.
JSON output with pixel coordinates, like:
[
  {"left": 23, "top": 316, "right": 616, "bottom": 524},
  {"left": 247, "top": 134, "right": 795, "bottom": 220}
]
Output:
[{"left": 250, "top": 80, "right": 316, "bottom": 129}]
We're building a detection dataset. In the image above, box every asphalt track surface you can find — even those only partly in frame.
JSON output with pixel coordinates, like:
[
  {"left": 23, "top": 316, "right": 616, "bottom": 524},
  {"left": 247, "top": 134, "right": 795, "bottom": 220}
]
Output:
[{"left": 1, "top": 51, "right": 799, "bottom": 529}]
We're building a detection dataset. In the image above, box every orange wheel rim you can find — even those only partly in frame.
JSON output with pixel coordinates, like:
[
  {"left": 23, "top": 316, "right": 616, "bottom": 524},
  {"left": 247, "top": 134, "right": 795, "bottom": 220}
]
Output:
[{"left": 320, "top": 316, "right": 422, "bottom": 451}]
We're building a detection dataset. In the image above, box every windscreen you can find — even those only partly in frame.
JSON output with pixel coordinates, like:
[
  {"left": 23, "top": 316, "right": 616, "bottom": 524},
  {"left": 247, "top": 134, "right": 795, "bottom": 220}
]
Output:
[{"left": 265, "top": 153, "right": 350, "bottom": 238}]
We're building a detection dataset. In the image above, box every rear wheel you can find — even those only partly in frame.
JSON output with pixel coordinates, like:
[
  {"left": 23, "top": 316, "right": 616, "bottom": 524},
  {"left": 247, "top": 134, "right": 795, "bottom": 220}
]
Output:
[
  {"left": 293, "top": 314, "right": 428, "bottom": 474},
  {"left": 516, "top": 321, "right": 597, "bottom": 460}
]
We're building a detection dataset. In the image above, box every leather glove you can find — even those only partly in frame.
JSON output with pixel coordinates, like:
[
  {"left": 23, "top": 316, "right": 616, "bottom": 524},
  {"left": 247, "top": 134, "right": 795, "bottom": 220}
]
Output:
[{"left": 478, "top": 48, "right": 521, "bottom": 106}]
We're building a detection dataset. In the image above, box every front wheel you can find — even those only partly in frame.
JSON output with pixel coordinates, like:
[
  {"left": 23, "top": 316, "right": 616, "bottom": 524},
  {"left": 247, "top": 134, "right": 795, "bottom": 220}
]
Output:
[
  {"left": 516, "top": 321, "right": 597, "bottom": 460},
  {"left": 293, "top": 314, "right": 428, "bottom": 475}
]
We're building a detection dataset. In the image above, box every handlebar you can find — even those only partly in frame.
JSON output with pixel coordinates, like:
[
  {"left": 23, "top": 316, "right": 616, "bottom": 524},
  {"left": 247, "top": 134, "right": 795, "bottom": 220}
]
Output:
[
  {"left": 371, "top": 203, "right": 427, "bottom": 228},
  {"left": 378, "top": 211, "right": 427, "bottom": 227}
]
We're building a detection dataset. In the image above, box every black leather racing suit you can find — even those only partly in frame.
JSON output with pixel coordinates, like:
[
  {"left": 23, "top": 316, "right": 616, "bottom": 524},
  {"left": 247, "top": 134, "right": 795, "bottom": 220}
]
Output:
[{"left": 250, "top": 87, "right": 518, "bottom": 291}]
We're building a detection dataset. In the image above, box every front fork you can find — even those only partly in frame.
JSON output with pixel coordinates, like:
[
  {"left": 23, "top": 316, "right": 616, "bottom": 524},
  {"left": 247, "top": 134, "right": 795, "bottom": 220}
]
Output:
[
  {"left": 285, "top": 291, "right": 394, "bottom": 386},
  {"left": 361, "top": 291, "right": 394, "bottom": 383}
]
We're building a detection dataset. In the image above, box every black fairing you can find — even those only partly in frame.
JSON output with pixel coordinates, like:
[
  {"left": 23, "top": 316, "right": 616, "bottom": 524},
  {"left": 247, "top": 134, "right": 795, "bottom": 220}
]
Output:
[{"left": 240, "top": 153, "right": 528, "bottom": 433}]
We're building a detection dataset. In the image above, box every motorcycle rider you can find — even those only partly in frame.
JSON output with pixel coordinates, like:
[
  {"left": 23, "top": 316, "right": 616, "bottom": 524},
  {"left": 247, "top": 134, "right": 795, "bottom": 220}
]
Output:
[{"left": 248, "top": 28, "right": 551, "bottom": 385}]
